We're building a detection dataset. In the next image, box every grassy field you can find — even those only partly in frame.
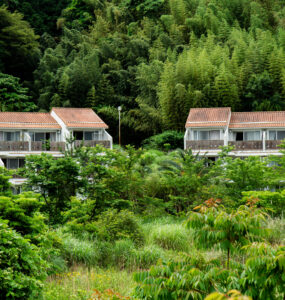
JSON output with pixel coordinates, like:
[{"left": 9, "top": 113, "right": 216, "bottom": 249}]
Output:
[
  {"left": 43, "top": 266, "right": 135, "bottom": 300},
  {"left": 43, "top": 216, "right": 285, "bottom": 300}
]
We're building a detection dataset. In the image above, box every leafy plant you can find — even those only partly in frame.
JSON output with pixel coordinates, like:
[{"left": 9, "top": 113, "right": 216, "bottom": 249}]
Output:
[
  {"left": 96, "top": 209, "right": 144, "bottom": 245},
  {"left": 0, "top": 221, "right": 47, "bottom": 299},
  {"left": 186, "top": 200, "right": 268, "bottom": 268}
]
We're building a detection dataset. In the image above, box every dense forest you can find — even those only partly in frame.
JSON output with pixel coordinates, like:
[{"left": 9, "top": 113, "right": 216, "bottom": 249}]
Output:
[{"left": 1, "top": 0, "right": 285, "bottom": 144}]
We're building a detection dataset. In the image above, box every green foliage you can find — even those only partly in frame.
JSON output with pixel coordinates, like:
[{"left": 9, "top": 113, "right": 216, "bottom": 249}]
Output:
[
  {"left": 210, "top": 152, "right": 269, "bottom": 201},
  {"left": 242, "top": 190, "right": 285, "bottom": 217},
  {"left": 0, "top": 5, "right": 40, "bottom": 80},
  {"left": 149, "top": 223, "right": 191, "bottom": 251},
  {"left": 134, "top": 208, "right": 285, "bottom": 299},
  {"left": 0, "top": 72, "right": 36, "bottom": 111},
  {"left": 0, "top": 192, "right": 45, "bottom": 239},
  {"left": 187, "top": 201, "right": 268, "bottom": 268},
  {"left": 60, "top": 232, "right": 104, "bottom": 267},
  {"left": 3, "top": 0, "right": 70, "bottom": 36},
  {"left": 241, "top": 243, "right": 285, "bottom": 299},
  {"left": 22, "top": 154, "right": 86, "bottom": 224},
  {"left": 0, "top": 221, "right": 47, "bottom": 299},
  {"left": 143, "top": 130, "right": 184, "bottom": 150},
  {"left": 0, "top": 167, "right": 12, "bottom": 194},
  {"left": 96, "top": 209, "right": 144, "bottom": 245}
]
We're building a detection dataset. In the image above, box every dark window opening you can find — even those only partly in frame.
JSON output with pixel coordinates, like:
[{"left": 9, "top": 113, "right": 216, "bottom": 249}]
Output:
[
  {"left": 236, "top": 132, "right": 243, "bottom": 141},
  {"left": 74, "top": 131, "right": 84, "bottom": 140}
]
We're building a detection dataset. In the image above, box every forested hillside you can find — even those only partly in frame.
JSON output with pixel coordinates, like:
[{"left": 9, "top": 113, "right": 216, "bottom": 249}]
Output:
[{"left": 1, "top": 0, "right": 285, "bottom": 144}]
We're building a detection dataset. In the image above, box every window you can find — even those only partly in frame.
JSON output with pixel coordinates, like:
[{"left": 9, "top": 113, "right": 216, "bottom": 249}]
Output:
[
  {"left": 235, "top": 132, "right": 243, "bottom": 141},
  {"left": 2, "top": 132, "right": 20, "bottom": 141},
  {"left": 84, "top": 132, "right": 93, "bottom": 140},
  {"left": 2, "top": 158, "right": 25, "bottom": 169},
  {"left": 244, "top": 131, "right": 261, "bottom": 141},
  {"left": 234, "top": 131, "right": 260, "bottom": 141},
  {"left": 35, "top": 132, "right": 45, "bottom": 141},
  {"left": 268, "top": 131, "right": 285, "bottom": 140},
  {"left": 74, "top": 131, "right": 84, "bottom": 140},
  {"left": 29, "top": 132, "right": 56, "bottom": 142},
  {"left": 81, "top": 131, "right": 102, "bottom": 141},
  {"left": 269, "top": 131, "right": 276, "bottom": 140},
  {"left": 94, "top": 131, "right": 100, "bottom": 140},
  {"left": 193, "top": 130, "right": 220, "bottom": 140}
]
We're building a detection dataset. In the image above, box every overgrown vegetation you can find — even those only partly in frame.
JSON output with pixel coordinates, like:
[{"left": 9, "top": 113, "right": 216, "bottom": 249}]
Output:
[{"left": 1, "top": 144, "right": 285, "bottom": 299}]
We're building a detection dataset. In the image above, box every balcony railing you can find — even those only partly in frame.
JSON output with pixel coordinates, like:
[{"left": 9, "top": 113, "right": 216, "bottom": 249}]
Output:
[
  {"left": 0, "top": 141, "right": 29, "bottom": 151},
  {"left": 31, "top": 141, "right": 66, "bottom": 151},
  {"left": 74, "top": 140, "right": 112, "bottom": 148},
  {"left": 265, "top": 140, "right": 282, "bottom": 150},
  {"left": 186, "top": 140, "right": 224, "bottom": 150},
  {"left": 229, "top": 141, "right": 263, "bottom": 150}
]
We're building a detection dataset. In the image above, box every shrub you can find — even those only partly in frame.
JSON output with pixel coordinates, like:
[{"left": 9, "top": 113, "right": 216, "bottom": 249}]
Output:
[
  {"left": 149, "top": 224, "right": 191, "bottom": 251},
  {"left": 0, "top": 221, "right": 47, "bottom": 299},
  {"left": 96, "top": 209, "right": 144, "bottom": 245},
  {"left": 0, "top": 192, "right": 45, "bottom": 239},
  {"left": 142, "top": 131, "right": 184, "bottom": 151},
  {"left": 242, "top": 190, "right": 285, "bottom": 217}
]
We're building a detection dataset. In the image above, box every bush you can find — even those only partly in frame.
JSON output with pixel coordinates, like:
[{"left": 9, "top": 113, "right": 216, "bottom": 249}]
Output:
[
  {"left": 0, "top": 192, "right": 46, "bottom": 239},
  {"left": 149, "top": 224, "right": 191, "bottom": 251},
  {"left": 96, "top": 209, "right": 144, "bottom": 245},
  {"left": 0, "top": 221, "right": 47, "bottom": 299},
  {"left": 242, "top": 190, "right": 285, "bottom": 217},
  {"left": 142, "top": 131, "right": 184, "bottom": 151}
]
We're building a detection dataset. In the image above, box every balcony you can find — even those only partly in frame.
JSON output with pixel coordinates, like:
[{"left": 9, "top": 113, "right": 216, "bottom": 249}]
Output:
[
  {"left": 0, "top": 141, "right": 29, "bottom": 151},
  {"left": 186, "top": 140, "right": 224, "bottom": 150},
  {"left": 74, "top": 140, "right": 112, "bottom": 148},
  {"left": 266, "top": 140, "right": 283, "bottom": 149},
  {"left": 229, "top": 141, "right": 262, "bottom": 150},
  {"left": 31, "top": 141, "right": 66, "bottom": 151}
]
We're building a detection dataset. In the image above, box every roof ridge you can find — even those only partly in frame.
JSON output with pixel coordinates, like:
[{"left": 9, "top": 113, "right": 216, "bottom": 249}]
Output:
[{"left": 232, "top": 111, "right": 285, "bottom": 114}]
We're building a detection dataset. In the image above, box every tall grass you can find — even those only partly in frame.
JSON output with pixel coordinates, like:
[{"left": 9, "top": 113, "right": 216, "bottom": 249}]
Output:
[
  {"left": 61, "top": 234, "right": 102, "bottom": 267},
  {"left": 148, "top": 224, "right": 192, "bottom": 252},
  {"left": 266, "top": 217, "right": 285, "bottom": 245}
]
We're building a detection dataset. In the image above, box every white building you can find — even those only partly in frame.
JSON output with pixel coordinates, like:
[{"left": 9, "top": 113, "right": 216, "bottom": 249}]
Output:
[
  {"left": 184, "top": 107, "right": 285, "bottom": 158},
  {"left": 0, "top": 108, "right": 113, "bottom": 186}
]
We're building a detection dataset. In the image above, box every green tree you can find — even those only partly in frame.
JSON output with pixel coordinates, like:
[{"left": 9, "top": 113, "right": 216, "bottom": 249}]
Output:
[
  {"left": 0, "top": 5, "right": 40, "bottom": 80},
  {"left": 21, "top": 154, "right": 86, "bottom": 224},
  {"left": 0, "top": 72, "right": 36, "bottom": 111},
  {"left": 187, "top": 200, "right": 268, "bottom": 269}
]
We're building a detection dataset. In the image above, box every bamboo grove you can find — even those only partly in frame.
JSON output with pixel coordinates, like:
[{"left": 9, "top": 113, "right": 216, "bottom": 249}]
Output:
[{"left": 1, "top": 0, "right": 285, "bottom": 144}]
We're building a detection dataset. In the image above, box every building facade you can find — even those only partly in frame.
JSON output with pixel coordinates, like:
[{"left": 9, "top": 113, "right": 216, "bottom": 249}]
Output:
[
  {"left": 184, "top": 107, "right": 285, "bottom": 158},
  {"left": 0, "top": 108, "right": 112, "bottom": 186}
]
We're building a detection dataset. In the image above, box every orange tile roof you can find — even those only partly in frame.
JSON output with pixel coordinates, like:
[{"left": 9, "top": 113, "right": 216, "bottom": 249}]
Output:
[
  {"left": 52, "top": 108, "right": 108, "bottom": 129},
  {"left": 0, "top": 112, "right": 60, "bottom": 129},
  {"left": 229, "top": 111, "right": 285, "bottom": 128},
  {"left": 185, "top": 107, "right": 231, "bottom": 128}
]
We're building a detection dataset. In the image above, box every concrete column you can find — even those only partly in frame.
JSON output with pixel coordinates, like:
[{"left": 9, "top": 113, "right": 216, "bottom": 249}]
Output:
[
  {"left": 262, "top": 130, "right": 266, "bottom": 151},
  {"left": 24, "top": 132, "right": 31, "bottom": 151},
  {"left": 224, "top": 128, "right": 228, "bottom": 146}
]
